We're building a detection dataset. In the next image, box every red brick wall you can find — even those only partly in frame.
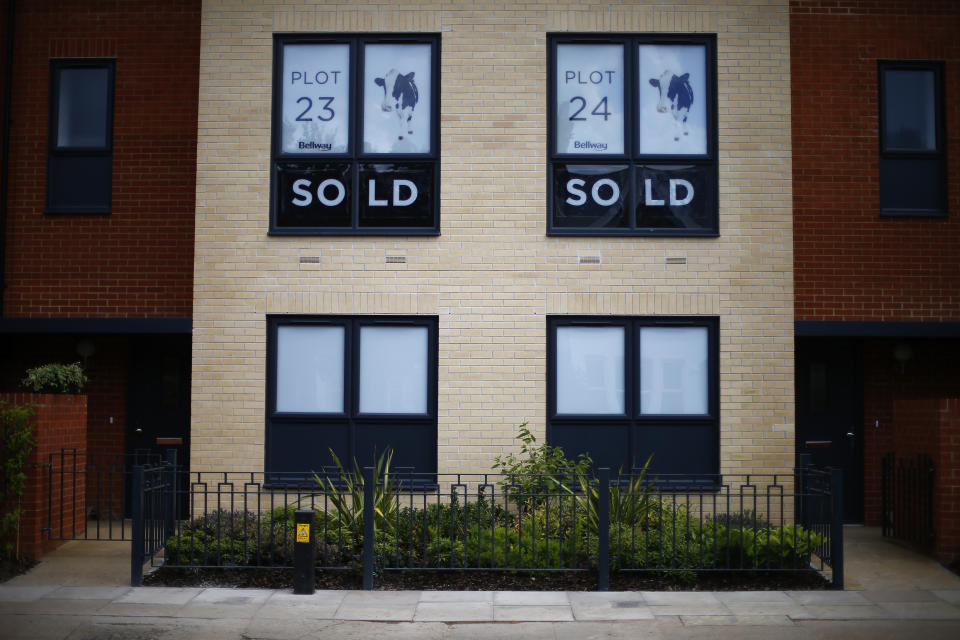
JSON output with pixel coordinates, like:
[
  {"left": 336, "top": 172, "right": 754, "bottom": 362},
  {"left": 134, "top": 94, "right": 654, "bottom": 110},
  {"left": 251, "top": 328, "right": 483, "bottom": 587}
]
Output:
[
  {"left": 861, "top": 339, "right": 960, "bottom": 526},
  {"left": 1, "top": 0, "right": 200, "bottom": 318},
  {"left": 935, "top": 398, "right": 960, "bottom": 563},
  {"left": 792, "top": 0, "right": 960, "bottom": 322},
  {"left": 0, "top": 392, "right": 86, "bottom": 558}
]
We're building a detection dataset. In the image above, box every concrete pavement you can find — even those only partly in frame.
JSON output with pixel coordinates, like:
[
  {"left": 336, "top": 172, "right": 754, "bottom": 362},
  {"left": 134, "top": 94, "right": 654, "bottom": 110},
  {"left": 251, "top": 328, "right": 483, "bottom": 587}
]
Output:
[
  {"left": 2, "top": 584, "right": 960, "bottom": 639},
  {"left": 1, "top": 526, "right": 960, "bottom": 638}
]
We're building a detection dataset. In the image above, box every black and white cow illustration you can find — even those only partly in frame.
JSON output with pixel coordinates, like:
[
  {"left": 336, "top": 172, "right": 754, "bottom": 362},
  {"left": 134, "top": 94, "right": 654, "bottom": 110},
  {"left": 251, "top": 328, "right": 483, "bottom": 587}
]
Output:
[
  {"left": 374, "top": 70, "right": 419, "bottom": 141},
  {"left": 648, "top": 70, "right": 693, "bottom": 141}
]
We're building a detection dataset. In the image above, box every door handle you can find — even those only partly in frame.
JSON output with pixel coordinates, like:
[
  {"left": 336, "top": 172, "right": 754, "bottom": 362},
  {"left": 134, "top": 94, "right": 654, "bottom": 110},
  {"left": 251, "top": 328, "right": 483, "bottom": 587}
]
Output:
[{"left": 846, "top": 431, "right": 854, "bottom": 437}]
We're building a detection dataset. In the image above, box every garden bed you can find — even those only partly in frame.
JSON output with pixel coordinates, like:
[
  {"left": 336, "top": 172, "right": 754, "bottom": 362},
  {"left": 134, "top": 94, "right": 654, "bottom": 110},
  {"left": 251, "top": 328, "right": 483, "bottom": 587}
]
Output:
[{"left": 144, "top": 566, "right": 829, "bottom": 591}]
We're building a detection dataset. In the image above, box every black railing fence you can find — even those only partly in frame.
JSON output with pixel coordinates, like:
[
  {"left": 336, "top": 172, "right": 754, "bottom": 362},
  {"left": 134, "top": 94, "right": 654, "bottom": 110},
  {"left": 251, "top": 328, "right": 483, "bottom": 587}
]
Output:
[
  {"left": 46, "top": 448, "right": 166, "bottom": 542},
  {"left": 882, "top": 452, "right": 935, "bottom": 549},
  {"left": 125, "top": 462, "right": 845, "bottom": 590}
]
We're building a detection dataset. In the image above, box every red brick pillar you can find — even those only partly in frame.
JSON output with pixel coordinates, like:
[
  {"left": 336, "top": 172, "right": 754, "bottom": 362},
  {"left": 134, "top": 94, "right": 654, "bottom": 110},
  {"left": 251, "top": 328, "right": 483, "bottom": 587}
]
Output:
[
  {"left": 935, "top": 398, "right": 960, "bottom": 564},
  {"left": 1, "top": 393, "right": 87, "bottom": 558}
]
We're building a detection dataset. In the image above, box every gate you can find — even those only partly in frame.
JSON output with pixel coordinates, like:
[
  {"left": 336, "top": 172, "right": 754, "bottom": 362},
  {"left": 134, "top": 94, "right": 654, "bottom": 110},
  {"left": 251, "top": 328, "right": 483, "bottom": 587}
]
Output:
[
  {"left": 882, "top": 452, "right": 935, "bottom": 549},
  {"left": 45, "top": 448, "right": 173, "bottom": 542}
]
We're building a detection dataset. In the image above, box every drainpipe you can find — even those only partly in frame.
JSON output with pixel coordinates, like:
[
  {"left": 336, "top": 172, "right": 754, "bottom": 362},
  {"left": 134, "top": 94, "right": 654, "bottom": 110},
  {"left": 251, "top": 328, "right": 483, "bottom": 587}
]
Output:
[{"left": 0, "top": 0, "right": 15, "bottom": 316}]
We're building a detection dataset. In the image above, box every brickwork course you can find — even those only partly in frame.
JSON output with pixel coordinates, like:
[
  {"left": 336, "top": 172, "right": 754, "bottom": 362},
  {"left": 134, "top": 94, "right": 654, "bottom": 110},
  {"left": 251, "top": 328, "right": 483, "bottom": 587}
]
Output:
[{"left": 192, "top": 0, "right": 795, "bottom": 476}]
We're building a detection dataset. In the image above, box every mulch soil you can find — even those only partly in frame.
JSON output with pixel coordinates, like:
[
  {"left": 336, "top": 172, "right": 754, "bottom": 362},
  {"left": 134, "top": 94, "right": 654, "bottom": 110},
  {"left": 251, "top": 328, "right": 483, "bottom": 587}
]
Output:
[
  {"left": 144, "top": 566, "right": 830, "bottom": 591},
  {"left": 0, "top": 557, "right": 38, "bottom": 583}
]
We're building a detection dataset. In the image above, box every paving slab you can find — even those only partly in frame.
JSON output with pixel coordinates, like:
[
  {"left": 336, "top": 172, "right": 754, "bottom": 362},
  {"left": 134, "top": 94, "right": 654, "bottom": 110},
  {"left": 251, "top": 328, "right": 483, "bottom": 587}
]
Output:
[
  {"left": 113, "top": 587, "right": 201, "bottom": 605},
  {"left": 642, "top": 591, "right": 722, "bottom": 605},
  {"left": 414, "top": 601, "right": 492, "bottom": 621},
  {"left": 862, "top": 588, "right": 945, "bottom": 602},
  {"left": 493, "top": 590, "right": 570, "bottom": 605},
  {"left": 256, "top": 590, "right": 345, "bottom": 619},
  {"left": 724, "top": 602, "right": 808, "bottom": 617},
  {"left": 784, "top": 589, "right": 871, "bottom": 604},
  {"left": 933, "top": 590, "right": 960, "bottom": 605},
  {"left": 793, "top": 603, "right": 894, "bottom": 620},
  {"left": 419, "top": 589, "right": 493, "bottom": 602},
  {"left": 680, "top": 614, "right": 794, "bottom": 626},
  {"left": 43, "top": 586, "right": 131, "bottom": 600},
  {"left": 876, "top": 601, "right": 960, "bottom": 619},
  {"left": 0, "top": 585, "right": 59, "bottom": 601},
  {"left": 494, "top": 605, "right": 574, "bottom": 621},
  {"left": 0, "top": 612, "right": 89, "bottom": 640},
  {"left": 716, "top": 590, "right": 794, "bottom": 603}
]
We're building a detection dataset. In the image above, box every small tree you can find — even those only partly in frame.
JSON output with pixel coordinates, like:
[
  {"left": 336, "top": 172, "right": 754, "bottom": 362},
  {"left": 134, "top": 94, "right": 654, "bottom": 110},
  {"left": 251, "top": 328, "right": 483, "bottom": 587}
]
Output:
[{"left": 0, "top": 401, "right": 36, "bottom": 560}]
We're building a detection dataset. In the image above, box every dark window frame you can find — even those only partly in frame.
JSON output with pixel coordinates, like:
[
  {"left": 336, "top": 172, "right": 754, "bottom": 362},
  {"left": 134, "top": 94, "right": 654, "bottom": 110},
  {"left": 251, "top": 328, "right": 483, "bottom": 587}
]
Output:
[
  {"left": 45, "top": 59, "right": 115, "bottom": 214},
  {"left": 546, "top": 315, "right": 720, "bottom": 476},
  {"left": 265, "top": 315, "right": 439, "bottom": 483},
  {"left": 270, "top": 33, "right": 441, "bottom": 236},
  {"left": 547, "top": 33, "right": 718, "bottom": 237},
  {"left": 878, "top": 60, "right": 947, "bottom": 217}
]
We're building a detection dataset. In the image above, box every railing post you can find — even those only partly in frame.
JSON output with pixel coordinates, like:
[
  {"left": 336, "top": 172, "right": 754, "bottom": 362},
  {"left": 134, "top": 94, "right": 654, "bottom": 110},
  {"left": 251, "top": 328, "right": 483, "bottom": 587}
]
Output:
[
  {"left": 163, "top": 449, "right": 177, "bottom": 541},
  {"left": 881, "top": 453, "right": 890, "bottom": 537},
  {"left": 830, "top": 467, "right": 844, "bottom": 590},
  {"left": 362, "top": 466, "right": 375, "bottom": 590},
  {"left": 130, "top": 465, "right": 145, "bottom": 587},
  {"left": 293, "top": 509, "right": 316, "bottom": 594},
  {"left": 597, "top": 467, "right": 610, "bottom": 592}
]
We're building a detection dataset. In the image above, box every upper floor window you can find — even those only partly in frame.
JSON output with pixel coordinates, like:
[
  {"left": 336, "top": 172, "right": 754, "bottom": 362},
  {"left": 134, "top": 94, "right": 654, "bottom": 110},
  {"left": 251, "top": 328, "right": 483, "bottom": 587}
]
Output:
[
  {"left": 270, "top": 34, "right": 440, "bottom": 235},
  {"left": 46, "top": 60, "right": 114, "bottom": 214},
  {"left": 879, "top": 61, "right": 946, "bottom": 216},
  {"left": 547, "top": 34, "right": 717, "bottom": 236}
]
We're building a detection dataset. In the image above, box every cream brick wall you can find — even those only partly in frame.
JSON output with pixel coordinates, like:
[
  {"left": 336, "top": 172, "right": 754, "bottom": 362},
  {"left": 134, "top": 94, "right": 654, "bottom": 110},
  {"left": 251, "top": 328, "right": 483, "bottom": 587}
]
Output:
[{"left": 193, "top": 0, "right": 793, "bottom": 476}]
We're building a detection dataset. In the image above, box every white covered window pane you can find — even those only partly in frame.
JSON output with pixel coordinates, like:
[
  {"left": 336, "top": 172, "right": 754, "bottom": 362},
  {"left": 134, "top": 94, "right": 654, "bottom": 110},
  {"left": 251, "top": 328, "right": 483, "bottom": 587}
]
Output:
[
  {"left": 276, "top": 325, "right": 345, "bottom": 413},
  {"left": 57, "top": 67, "right": 109, "bottom": 148},
  {"left": 640, "top": 327, "right": 708, "bottom": 415},
  {"left": 556, "top": 326, "right": 625, "bottom": 415},
  {"left": 359, "top": 326, "right": 428, "bottom": 414}
]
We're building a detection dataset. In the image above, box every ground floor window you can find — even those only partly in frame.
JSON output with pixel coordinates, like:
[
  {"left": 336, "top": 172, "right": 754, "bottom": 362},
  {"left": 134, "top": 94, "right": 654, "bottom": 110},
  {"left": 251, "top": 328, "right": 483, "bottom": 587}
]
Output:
[
  {"left": 265, "top": 315, "right": 438, "bottom": 481},
  {"left": 547, "top": 316, "right": 719, "bottom": 476}
]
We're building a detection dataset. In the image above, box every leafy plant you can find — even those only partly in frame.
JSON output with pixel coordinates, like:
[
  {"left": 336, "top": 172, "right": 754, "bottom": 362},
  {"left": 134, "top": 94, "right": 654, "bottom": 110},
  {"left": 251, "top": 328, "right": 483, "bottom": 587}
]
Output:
[
  {"left": 0, "top": 402, "right": 36, "bottom": 560},
  {"left": 492, "top": 424, "right": 592, "bottom": 512},
  {"left": 572, "top": 454, "right": 655, "bottom": 535},
  {"left": 21, "top": 362, "right": 87, "bottom": 394},
  {"left": 314, "top": 448, "right": 400, "bottom": 538}
]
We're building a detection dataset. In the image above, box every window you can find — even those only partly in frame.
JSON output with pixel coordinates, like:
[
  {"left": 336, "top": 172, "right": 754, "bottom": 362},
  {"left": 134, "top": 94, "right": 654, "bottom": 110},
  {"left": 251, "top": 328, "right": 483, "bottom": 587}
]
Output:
[
  {"left": 266, "top": 316, "right": 438, "bottom": 480},
  {"left": 879, "top": 61, "right": 946, "bottom": 216},
  {"left": 547, "top": 35, "right": 717, "bottom": 236},
  {"left": 547, "top": 316, "right": 719, "bottom": 476},
  {"left": 271, "top": 34, "right": 440, "bottom": 235},
  {"left": 46, "top": 60, "right": 114, "bottom": 213}
]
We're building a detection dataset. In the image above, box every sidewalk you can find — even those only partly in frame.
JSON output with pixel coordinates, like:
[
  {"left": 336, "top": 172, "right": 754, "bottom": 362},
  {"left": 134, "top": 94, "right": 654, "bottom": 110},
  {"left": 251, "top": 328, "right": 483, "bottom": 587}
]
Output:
[
  {"left": 2, "top": 584, "right": 960, "bottom": 639},
  {"left": 1, "top": 527, "right": 960, "bottom": 638}
]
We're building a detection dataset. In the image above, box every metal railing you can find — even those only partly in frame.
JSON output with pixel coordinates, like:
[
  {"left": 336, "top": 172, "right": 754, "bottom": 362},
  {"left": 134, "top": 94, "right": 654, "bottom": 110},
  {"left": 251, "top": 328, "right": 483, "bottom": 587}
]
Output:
[
  {"left": 46, "top": 448, "right": 165, "bottom": 542},
  {"left": 882, "top": 452, "right": 934, "bottom": 549},
  {"left": 138, "top": 464, "right": 845, "bottom": 590}
]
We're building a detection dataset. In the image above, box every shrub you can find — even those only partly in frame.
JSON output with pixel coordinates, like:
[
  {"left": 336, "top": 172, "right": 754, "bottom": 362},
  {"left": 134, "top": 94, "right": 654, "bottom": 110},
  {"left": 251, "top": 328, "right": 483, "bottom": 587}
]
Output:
[
  {"left": 314, "top": 447, "right": 400, "bottom": 538},
  {"left": 0, "top": 402, "right": 36, "bottom": 560},
  {"left": 492, "top": 424, "right": 592, "bottom": 513},
  {"left": 21, "top": 362, "right": 87, "bottom": 394}
]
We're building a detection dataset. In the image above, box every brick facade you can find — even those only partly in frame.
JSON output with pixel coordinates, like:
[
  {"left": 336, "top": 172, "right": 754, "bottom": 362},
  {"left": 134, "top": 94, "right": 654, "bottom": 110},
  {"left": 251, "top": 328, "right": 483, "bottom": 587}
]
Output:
[
  {"left": 791, "top": 0, "right": 960, "bottom": 560},
  {"left": 192, "top": 0, "right": 795, "bottom": 477},
  {"left": 1, "top": 0, "right": 199, "bottom": 318},
  {"left": 792, "top": 0, "right": 960, "bottom": 323}
]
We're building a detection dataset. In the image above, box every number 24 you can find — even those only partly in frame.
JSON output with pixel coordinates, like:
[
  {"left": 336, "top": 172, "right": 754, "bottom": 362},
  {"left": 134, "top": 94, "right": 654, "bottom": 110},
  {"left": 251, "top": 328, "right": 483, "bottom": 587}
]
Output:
[{"left": 569, "top": 96, "right": 611, "bottom": 121}]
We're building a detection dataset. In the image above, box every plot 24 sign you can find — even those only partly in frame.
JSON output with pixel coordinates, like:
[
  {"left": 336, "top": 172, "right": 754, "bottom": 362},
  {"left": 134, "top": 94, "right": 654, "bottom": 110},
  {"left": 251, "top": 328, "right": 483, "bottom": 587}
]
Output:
[{"left": 548, "top": 36, "right": 717, "bottom": 236}]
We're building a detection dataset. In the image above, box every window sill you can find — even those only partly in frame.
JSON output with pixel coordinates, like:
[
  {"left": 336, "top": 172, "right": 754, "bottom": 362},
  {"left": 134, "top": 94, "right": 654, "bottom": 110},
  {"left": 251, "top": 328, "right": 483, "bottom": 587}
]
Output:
[{"left": 880, "top": 208, "right": 947, "bottom": 218}]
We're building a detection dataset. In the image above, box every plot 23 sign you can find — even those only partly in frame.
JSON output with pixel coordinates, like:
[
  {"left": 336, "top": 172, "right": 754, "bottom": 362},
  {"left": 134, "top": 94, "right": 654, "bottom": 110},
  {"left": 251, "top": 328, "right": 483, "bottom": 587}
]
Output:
[
  {"left": 549, "top": 36, "right": 717, "bottom": 235},
  {"left": 271, "top": 35, "right": 439, "bottom": 234}
]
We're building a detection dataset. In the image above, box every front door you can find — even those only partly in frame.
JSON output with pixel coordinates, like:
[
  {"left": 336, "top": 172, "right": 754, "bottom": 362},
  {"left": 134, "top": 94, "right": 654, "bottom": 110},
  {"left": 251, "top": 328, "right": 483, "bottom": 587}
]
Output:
[
  {"left": 796, "top": 337, "right": 863, "bottom": 522},
  {"left": 126, "top": 335, "right": 190, "bottom": 513}
]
